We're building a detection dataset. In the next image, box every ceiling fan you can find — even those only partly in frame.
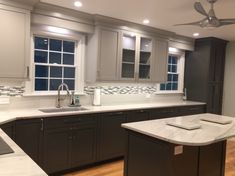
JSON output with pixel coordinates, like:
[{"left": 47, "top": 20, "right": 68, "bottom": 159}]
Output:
[{"left": 176, "top": 0, "right": 235, "bottom": 28}]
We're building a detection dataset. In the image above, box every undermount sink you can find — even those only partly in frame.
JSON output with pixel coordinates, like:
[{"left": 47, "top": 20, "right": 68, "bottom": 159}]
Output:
[{"left": 39, "top": 107, "right": 88, "bottom": 113}]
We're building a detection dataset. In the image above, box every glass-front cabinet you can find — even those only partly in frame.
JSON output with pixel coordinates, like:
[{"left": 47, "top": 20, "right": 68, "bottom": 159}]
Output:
[{"left": 120, "top": 32, "right": 153, "bottom": 81}]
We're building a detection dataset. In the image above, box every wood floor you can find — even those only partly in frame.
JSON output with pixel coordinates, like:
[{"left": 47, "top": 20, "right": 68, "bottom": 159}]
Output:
[{"left": 65, "top": 139, "right": 235, "bottom": 176}]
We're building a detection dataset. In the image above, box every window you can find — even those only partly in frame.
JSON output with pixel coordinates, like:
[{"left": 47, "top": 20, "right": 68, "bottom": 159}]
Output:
[
  {"left": 33, "top": 36, "right": 76, "bottom": 92},
  {"left": 158, "top": 49, "right": 185, "bottom": 93},
  {"left": 160, "top": 55, "right": 179, "bottom": 91}
]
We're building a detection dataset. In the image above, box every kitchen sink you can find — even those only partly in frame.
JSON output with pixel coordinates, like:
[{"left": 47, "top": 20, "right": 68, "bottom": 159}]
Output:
[{"left": 39, "top": 107, "right": 88, "bottom": 113}]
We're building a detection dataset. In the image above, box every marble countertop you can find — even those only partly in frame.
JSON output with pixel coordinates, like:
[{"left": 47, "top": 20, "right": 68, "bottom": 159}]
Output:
[
  {"left": 122, "top": 113, "right": 235, "bottom": 146},
  {"left": 0, "top": 129, "right": 47, "bottom": 176},
  {"left": 0, "top": 101, "right": 205, "bottom": 125}
]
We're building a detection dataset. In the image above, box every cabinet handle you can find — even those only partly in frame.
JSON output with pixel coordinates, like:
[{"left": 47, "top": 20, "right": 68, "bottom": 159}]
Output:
[{"left": 40, "top": 118, "right": 44, "bottom": 131}]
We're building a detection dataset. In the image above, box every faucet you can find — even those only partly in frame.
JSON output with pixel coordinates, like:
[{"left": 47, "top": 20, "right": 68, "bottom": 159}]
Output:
[{"left": 56, "top": 83, "right": 70, "bottom": 108}]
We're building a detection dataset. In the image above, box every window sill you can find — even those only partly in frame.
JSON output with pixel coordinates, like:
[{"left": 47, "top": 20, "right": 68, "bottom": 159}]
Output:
[
  {"left": 23, "top": 92, "right": 86, "bottom": 97},
  {"left": 155, "top": 91, "right": 183, "bottom": 95}
]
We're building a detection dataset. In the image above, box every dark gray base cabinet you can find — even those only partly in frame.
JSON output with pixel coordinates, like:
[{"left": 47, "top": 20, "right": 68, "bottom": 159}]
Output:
[
  {"left": 125, "top": 131, "right": 226, "bottom": 176},
  {"left": 0, "top": 104, "right": 206, "bottom": 175}
]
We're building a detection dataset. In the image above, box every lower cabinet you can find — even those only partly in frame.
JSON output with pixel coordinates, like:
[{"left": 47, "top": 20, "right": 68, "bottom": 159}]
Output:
[
  {"left": 0, "top": 104, "right": 206, "bottom": 175},
  {"left": 0, "top": 121, "right": 15, "bottom": 140},
  {"left": 43, "top": 114, "right": 97, "bottom": 174},
  {"left": 98, "top": 112, "right": 127, "bottom": 161},
  {"left": 15, "top": 119, "right": 43, "bottom": 166}
]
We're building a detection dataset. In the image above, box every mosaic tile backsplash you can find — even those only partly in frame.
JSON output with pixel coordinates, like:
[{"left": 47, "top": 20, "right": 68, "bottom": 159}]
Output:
[
  {"left": 0, "top": 85, "right": 158, "bottom": 96},
  {"left": 84, "top": 85, "right": 158, "bottom": 95},
  {"left": 0, "top": 86, "right": 25, "bottom": 96}
]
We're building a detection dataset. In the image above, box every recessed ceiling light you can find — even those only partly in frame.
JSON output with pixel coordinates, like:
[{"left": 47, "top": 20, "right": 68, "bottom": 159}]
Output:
[
  {"left": 74, "top": 1, "right": 83, "bottom": 7},
  {"left": 193, "top": 33, "right": 200, "bottom": 37},
  {"left": 143, "top": 19, "right": 150, "bottom": 24}
]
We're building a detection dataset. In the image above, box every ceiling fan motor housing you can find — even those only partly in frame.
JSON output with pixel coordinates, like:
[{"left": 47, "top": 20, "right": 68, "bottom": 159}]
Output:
[{"left": 207, "top": 0, "right": 218, "bottom": 3}]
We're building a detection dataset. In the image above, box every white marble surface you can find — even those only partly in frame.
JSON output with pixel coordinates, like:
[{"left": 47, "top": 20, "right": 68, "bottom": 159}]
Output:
[
  {"left": 0, "top": 129, "right": 47, "bottom": 176},
  {"left": 122, "top": 113, "right": 235, "bottom": 146},
  {"left": 0, "top": 101, "right": 205, "bottom": 125}
]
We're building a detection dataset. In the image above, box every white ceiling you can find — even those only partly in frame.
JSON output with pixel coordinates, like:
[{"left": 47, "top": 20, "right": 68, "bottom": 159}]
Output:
[{"left": 40, "top": 0, "right": 235, "bottom": 41}]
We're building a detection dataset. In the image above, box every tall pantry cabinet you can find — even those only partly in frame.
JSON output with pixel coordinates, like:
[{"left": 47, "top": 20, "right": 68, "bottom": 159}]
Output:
[{"left": 185, "top": 37, "right": 228, "bottom": 114}]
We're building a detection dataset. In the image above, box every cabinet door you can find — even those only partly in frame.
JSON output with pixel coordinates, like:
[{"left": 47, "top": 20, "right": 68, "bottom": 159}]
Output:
[
  {"left": 127, "top": 110, "right": 150, "bottom": 122},
  {"left": 138, "top": 37, "right": 152, "bottom": 80},
  {"left": 151, "top": 39, "right": 168, "bottom": 82},
  {"left": 98, "top": 112, "right": 127, "bottom": 161},
  {"left": 0, "top": 122, "right": 15, "bottom": 140},
  {"left": 121, "top": 33, "right": 138, "bottom": 80},
  {"left": 70, "top": 126, "right": 96, "bottom": 168},
  {"left": 43, "top": 128, "right": 70, "bottom": 174},
  {"left": 0, "top": 6, "right": 29, "bottom": 79},
  {"left": 150, "top": 107, "right": 178, "bottom": 120},
  {"left": 15, "top": 119, "right": 42, "bottom": 166},
  {"left": 98, "top": 29, "right": 119, "bottom": 81}
]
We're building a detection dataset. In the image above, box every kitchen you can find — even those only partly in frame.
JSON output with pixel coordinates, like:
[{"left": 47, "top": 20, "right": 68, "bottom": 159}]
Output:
[{"left": 0, "top": 0, "right": 235, "bottom": 175}]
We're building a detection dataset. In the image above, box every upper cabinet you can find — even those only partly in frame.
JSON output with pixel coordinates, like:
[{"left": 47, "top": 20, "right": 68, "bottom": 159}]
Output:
[
  {"left": 0, "top": 5, "right": 30, "bottom": 79},
  {"left": 86, "top": 26, "right": 169, "bottom": 83}
]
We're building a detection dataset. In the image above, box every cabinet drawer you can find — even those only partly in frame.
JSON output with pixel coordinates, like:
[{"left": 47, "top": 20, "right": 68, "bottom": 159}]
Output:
[
  {"left": 177, "top": 105, "right": 206, "bottom": 116},
  {"left": 44, "top": 114, "right": 97, "bottom": 130}
]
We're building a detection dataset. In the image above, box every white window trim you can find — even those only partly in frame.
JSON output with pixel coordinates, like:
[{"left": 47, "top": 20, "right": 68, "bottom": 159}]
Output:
[
  {"left": 156, "top": 49, "right": 185, "bottom": 94},
  {"left": 24, "top": 29, "right": 85, "bottom": 96}
]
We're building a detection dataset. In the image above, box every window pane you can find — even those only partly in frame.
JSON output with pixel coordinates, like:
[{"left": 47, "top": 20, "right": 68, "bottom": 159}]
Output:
[
  {"left": 63, "top": 41, "right": 75, "bottom": 53},
  {"left": 50, "top": 79, "right": 62, "bottom": 90},
  {"left": 35, "top": 37, "right": 48, "bottom": 50},
  {"left": 172, "top": 83, "right": 178, "bottom": 90},
  {"left": 63, "top": 54, "right": 74, "bottom": 65},
  {"left": 167, "top": 74, "right": 173, "bottom": 82},
  {"left": 35, "top": 65, "right": 48, "bottom": 77},
  {"left": 50, "top": 39, "right": 62, "bottom": 51},
  {"left": 50, "top": 66, "right": 62, "bottom": 78},
  {"left": 35, "top": 79, "right": 48, "bottom": 91},
  {"left": 64, "top": 67, "right": 75, "bottom": 78},
  {"left": 173, "top": 74, "right": 178, "bottom": 82},
  {"left": 172, "top": 56, "right": 177, "bottom": 64},
  {"left": 172, "top": 65, "right": 177, "bottom": 73},
  {"left": 64, "top": 79, "right": 75, "bottom": 90},
  {"left": 168, "top": 56, "right": 172, "bottom": 64},
  {"left": 35, "top": 51, "right": 48, "bottom": 63},
  {"left": 166, "top": 83, "right": 172, "bottom": 90},
  {"left": 49, "top": 52, "right": 61, "bottom": 64},
  {"left": 168, "top": 65, "right": 171, "bottom": 72},
  {"left": 160, "top": 84, "right": 166, "bottom": 90}
]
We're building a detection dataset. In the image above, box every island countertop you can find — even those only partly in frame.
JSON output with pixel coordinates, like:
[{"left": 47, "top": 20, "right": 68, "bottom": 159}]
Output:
[
  {"left": 122, "top": 113, "right": 235, "bottom": 146},
  {"left": 0, "top": 129, "right": 47, "bottom": 176}
]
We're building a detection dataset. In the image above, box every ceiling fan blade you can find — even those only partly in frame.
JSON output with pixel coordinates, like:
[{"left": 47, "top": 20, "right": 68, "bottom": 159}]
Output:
[
  {"left": 194, "top": 2, "right": 208, "bottom": 17},
  {"left": 219, "top": 19, "right": 235, "bottom": 26},
  {"left": 174, "top": 21, "right": 201, "bottom": 27}
]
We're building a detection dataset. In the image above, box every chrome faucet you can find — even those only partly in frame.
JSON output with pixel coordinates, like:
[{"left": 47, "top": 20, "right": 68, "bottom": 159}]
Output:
[{"left": 56, "top": 83, "right": 70, "bottom": 108}]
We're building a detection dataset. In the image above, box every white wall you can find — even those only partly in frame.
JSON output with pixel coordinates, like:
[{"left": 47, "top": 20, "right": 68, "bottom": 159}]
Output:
[{"left": 222, "top": 42, "right": 235, "bottom": 117}]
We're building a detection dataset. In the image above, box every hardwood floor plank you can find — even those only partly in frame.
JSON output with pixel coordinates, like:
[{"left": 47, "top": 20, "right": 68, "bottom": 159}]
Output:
[{"left": 65, "top": 139, "right": 235, "bottom": 176}]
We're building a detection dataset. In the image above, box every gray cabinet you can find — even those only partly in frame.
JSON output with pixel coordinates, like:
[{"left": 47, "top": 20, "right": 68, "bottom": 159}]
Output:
[
  {"left": 98, "top": 29, "right": 120, "bottom": 81},
  {"left": 0, "top": 5, "right": 30, "bottom": 79}
]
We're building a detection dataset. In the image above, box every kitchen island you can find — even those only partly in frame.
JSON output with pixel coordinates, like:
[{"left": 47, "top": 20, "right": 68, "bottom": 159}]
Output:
[{"left": 122, "top": 113, "right": 235, "bottom": 176}]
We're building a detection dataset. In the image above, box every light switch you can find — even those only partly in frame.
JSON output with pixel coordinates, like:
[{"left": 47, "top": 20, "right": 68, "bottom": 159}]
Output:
[{"left": 174, "top": 145, "right": 183, "bottom": 155}]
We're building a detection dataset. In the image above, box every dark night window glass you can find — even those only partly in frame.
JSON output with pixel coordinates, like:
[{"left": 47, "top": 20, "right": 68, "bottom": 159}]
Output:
[
  {"left": 34, "top": 51, "right": 48, "bottom": 63},
  {"left": 64, "top": 79, "right": 75, "bottom": 90},
  {"left": 63, "top": 54, "right": 74, "bottom": 65},
  {"left": 35, "top": 65, "right": 48, "bottom": 77},
  {"left": 49, "top": 52, "right": 61, "bottom": 64},
  {"left": 63, "top": 41, "right": 75, "bottom": 53},
  {"left": 35, "top": 79, "right": 48, "bottom": 91},
  {"left": 34, "top": 36, "right": 77, "bottom": 92},
  {"left": 64, "top": 67, "right": 75, "bottom": 78},
  {"left": 50, "top": 39, "right": 62, "bottom": 51},
  {"left": 50, "top": 66, "right": 62, "bottom": 78},
  {"left": 35, "top": 37, "right": 48, "bottom": 50},
  {"left": 50, "top": 79, "right": 62, "bottom": 90},
  {"left": 160, "top": 55, "right": 179, "bottom": 91}
]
